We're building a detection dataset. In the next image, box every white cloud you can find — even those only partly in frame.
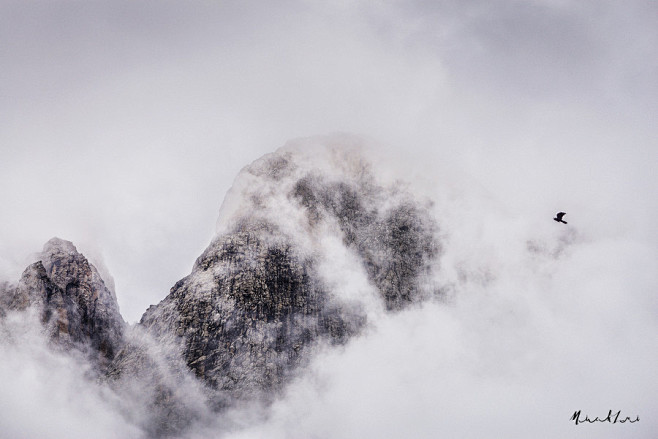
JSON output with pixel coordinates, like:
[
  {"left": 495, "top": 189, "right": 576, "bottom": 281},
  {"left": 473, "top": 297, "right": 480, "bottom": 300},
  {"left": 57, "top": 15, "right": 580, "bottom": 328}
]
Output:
[
  {"left": 0, "top": 0, "right": 656, "bottom": 437},
  {"left": 222, "top": 199, "right": 658, "bottom": 439},
  {"left": 0, "top": 311, "right": 143, "bottom": 439}
]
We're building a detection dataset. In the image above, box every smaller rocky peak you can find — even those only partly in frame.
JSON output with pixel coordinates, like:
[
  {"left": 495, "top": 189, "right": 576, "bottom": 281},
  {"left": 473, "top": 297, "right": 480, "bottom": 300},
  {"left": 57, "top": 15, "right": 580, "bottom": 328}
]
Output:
[{"left": 6, "top": 238, "right": 126, "bottom": 366}]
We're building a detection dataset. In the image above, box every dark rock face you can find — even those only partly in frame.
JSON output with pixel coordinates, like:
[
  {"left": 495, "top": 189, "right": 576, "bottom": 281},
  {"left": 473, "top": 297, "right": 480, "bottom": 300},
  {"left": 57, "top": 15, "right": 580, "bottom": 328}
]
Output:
[
  {"left": 139, "top": 225, "right": 364, "bottom": 403},
  {"left": 1, "top": 238, "right": 124, "bottom": 366},
  {"left": 291, "top": 175, "right": 440, "bottom": 310},
  {"left": 105, "top": 218, "right": 367, "bottom": 436}
]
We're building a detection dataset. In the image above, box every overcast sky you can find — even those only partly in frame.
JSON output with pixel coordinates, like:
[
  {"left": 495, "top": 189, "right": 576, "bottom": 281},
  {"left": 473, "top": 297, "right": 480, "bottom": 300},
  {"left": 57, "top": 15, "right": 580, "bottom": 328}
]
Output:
[
  {"left": 1, "top": 0, "right": 656, "bottom": 323},
  {"left": 1, "top": 1, "right": 657, "bottom": 438}
]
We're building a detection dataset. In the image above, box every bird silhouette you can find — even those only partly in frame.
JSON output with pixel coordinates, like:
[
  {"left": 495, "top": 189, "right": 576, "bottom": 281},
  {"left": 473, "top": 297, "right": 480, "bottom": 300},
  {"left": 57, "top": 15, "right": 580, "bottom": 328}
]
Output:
[{"left": 554, "top": 212, "right": 567, "bottom": 224}]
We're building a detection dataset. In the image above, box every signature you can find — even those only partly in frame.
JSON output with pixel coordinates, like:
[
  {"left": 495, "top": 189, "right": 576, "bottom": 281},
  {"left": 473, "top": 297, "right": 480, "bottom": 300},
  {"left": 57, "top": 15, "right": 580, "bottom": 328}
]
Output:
[{"left": 571, "top": 410, "right": 639, "bottom": 425}]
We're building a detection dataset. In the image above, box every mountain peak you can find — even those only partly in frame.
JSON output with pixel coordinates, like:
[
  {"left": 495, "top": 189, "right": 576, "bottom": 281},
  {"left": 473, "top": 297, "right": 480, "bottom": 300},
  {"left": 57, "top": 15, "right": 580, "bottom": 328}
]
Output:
[
  {"left": 3, "top": 237, "right": 125, "bottom": 366},
  {"left": 107, "top": 137, "right": 442, "bottom": 433}
]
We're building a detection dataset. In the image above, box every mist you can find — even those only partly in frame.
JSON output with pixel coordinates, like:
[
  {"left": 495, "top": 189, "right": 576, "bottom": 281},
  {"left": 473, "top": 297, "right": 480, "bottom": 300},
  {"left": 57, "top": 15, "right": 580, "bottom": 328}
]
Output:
[{"left": 1, "top": 0, "right": 656, "bottom": 437}]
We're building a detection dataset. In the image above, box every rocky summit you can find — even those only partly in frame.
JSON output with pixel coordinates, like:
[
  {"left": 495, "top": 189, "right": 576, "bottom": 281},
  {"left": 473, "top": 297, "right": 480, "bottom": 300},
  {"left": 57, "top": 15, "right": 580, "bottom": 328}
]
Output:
[
  {"left": 0, "top": 238, "right": 124, "bottom": 367},
  {"left": 0, "top": 135, "right": 443, "bottom": 437}
]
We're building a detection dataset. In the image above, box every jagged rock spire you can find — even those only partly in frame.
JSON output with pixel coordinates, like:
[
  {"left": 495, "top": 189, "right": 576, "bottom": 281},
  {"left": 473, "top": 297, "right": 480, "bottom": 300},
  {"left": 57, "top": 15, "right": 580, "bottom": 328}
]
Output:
[{"left": 3, "top": 237, "right": 124, "bottom": 366}]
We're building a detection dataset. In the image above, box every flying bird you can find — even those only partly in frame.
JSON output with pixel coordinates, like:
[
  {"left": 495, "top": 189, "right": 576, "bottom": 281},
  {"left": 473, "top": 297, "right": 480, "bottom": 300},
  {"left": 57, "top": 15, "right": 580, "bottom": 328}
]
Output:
[{"left": 553, "top": 212, "right": 567, "bottom": 224}]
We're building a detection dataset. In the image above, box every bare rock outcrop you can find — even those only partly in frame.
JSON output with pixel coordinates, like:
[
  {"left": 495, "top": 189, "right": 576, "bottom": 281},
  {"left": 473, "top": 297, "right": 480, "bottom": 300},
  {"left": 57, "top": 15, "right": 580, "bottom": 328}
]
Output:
[
  {"left": 139, "top": 224, "right": 364, "bottom": 404},
  {"left": 1, "top": 238, "right": 124, "bottom": 366}
]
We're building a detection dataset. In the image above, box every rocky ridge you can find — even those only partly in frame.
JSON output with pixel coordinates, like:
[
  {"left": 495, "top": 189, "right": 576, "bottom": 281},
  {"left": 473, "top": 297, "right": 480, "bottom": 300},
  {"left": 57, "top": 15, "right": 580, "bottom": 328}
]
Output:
[{"left": 0, "top": 135, "right": 443, "bottom": 437}]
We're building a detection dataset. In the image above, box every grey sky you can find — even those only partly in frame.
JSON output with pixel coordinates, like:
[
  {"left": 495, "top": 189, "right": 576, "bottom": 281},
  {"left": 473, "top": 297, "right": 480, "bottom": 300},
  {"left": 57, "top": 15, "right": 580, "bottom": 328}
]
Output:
[
  {"left": 1, "top": 0, "right": 656, "bottom": 324},
  {"left": 1, "top": 2, "right": 657, "bottom": 438}
]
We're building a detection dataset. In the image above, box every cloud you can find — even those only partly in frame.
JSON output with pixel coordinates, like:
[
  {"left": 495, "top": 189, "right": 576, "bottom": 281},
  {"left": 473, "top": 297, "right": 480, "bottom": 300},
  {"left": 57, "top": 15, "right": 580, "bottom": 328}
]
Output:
[
  {"left": 0, "top": 310, "right": 143, "bottom": 439},
  {"left": 220, "top": 188, "right": 658, "bottom": 439},
  {"left": 0, "top": 0, "right": 656, "bottom": 437}
]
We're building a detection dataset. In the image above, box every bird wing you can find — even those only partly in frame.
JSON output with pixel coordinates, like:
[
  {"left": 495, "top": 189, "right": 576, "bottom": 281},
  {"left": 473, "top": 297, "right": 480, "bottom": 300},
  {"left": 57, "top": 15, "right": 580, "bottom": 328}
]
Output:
[{"left": 556, "top": 212, "right": 566, "bottom": 220}]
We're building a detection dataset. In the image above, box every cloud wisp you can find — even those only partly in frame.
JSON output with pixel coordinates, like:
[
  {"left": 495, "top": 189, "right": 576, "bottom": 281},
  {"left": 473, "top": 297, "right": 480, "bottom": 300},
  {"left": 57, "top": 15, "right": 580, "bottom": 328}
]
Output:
[{"left": 0, "top": 0, "right": 656, "bottom": 437}]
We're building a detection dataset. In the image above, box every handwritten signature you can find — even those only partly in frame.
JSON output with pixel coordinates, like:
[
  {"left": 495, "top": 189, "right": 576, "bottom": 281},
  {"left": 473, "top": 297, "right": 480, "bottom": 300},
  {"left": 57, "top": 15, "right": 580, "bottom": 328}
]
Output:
[{"left": 571, "top": 410, "right": 639, "bottom": 425}]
